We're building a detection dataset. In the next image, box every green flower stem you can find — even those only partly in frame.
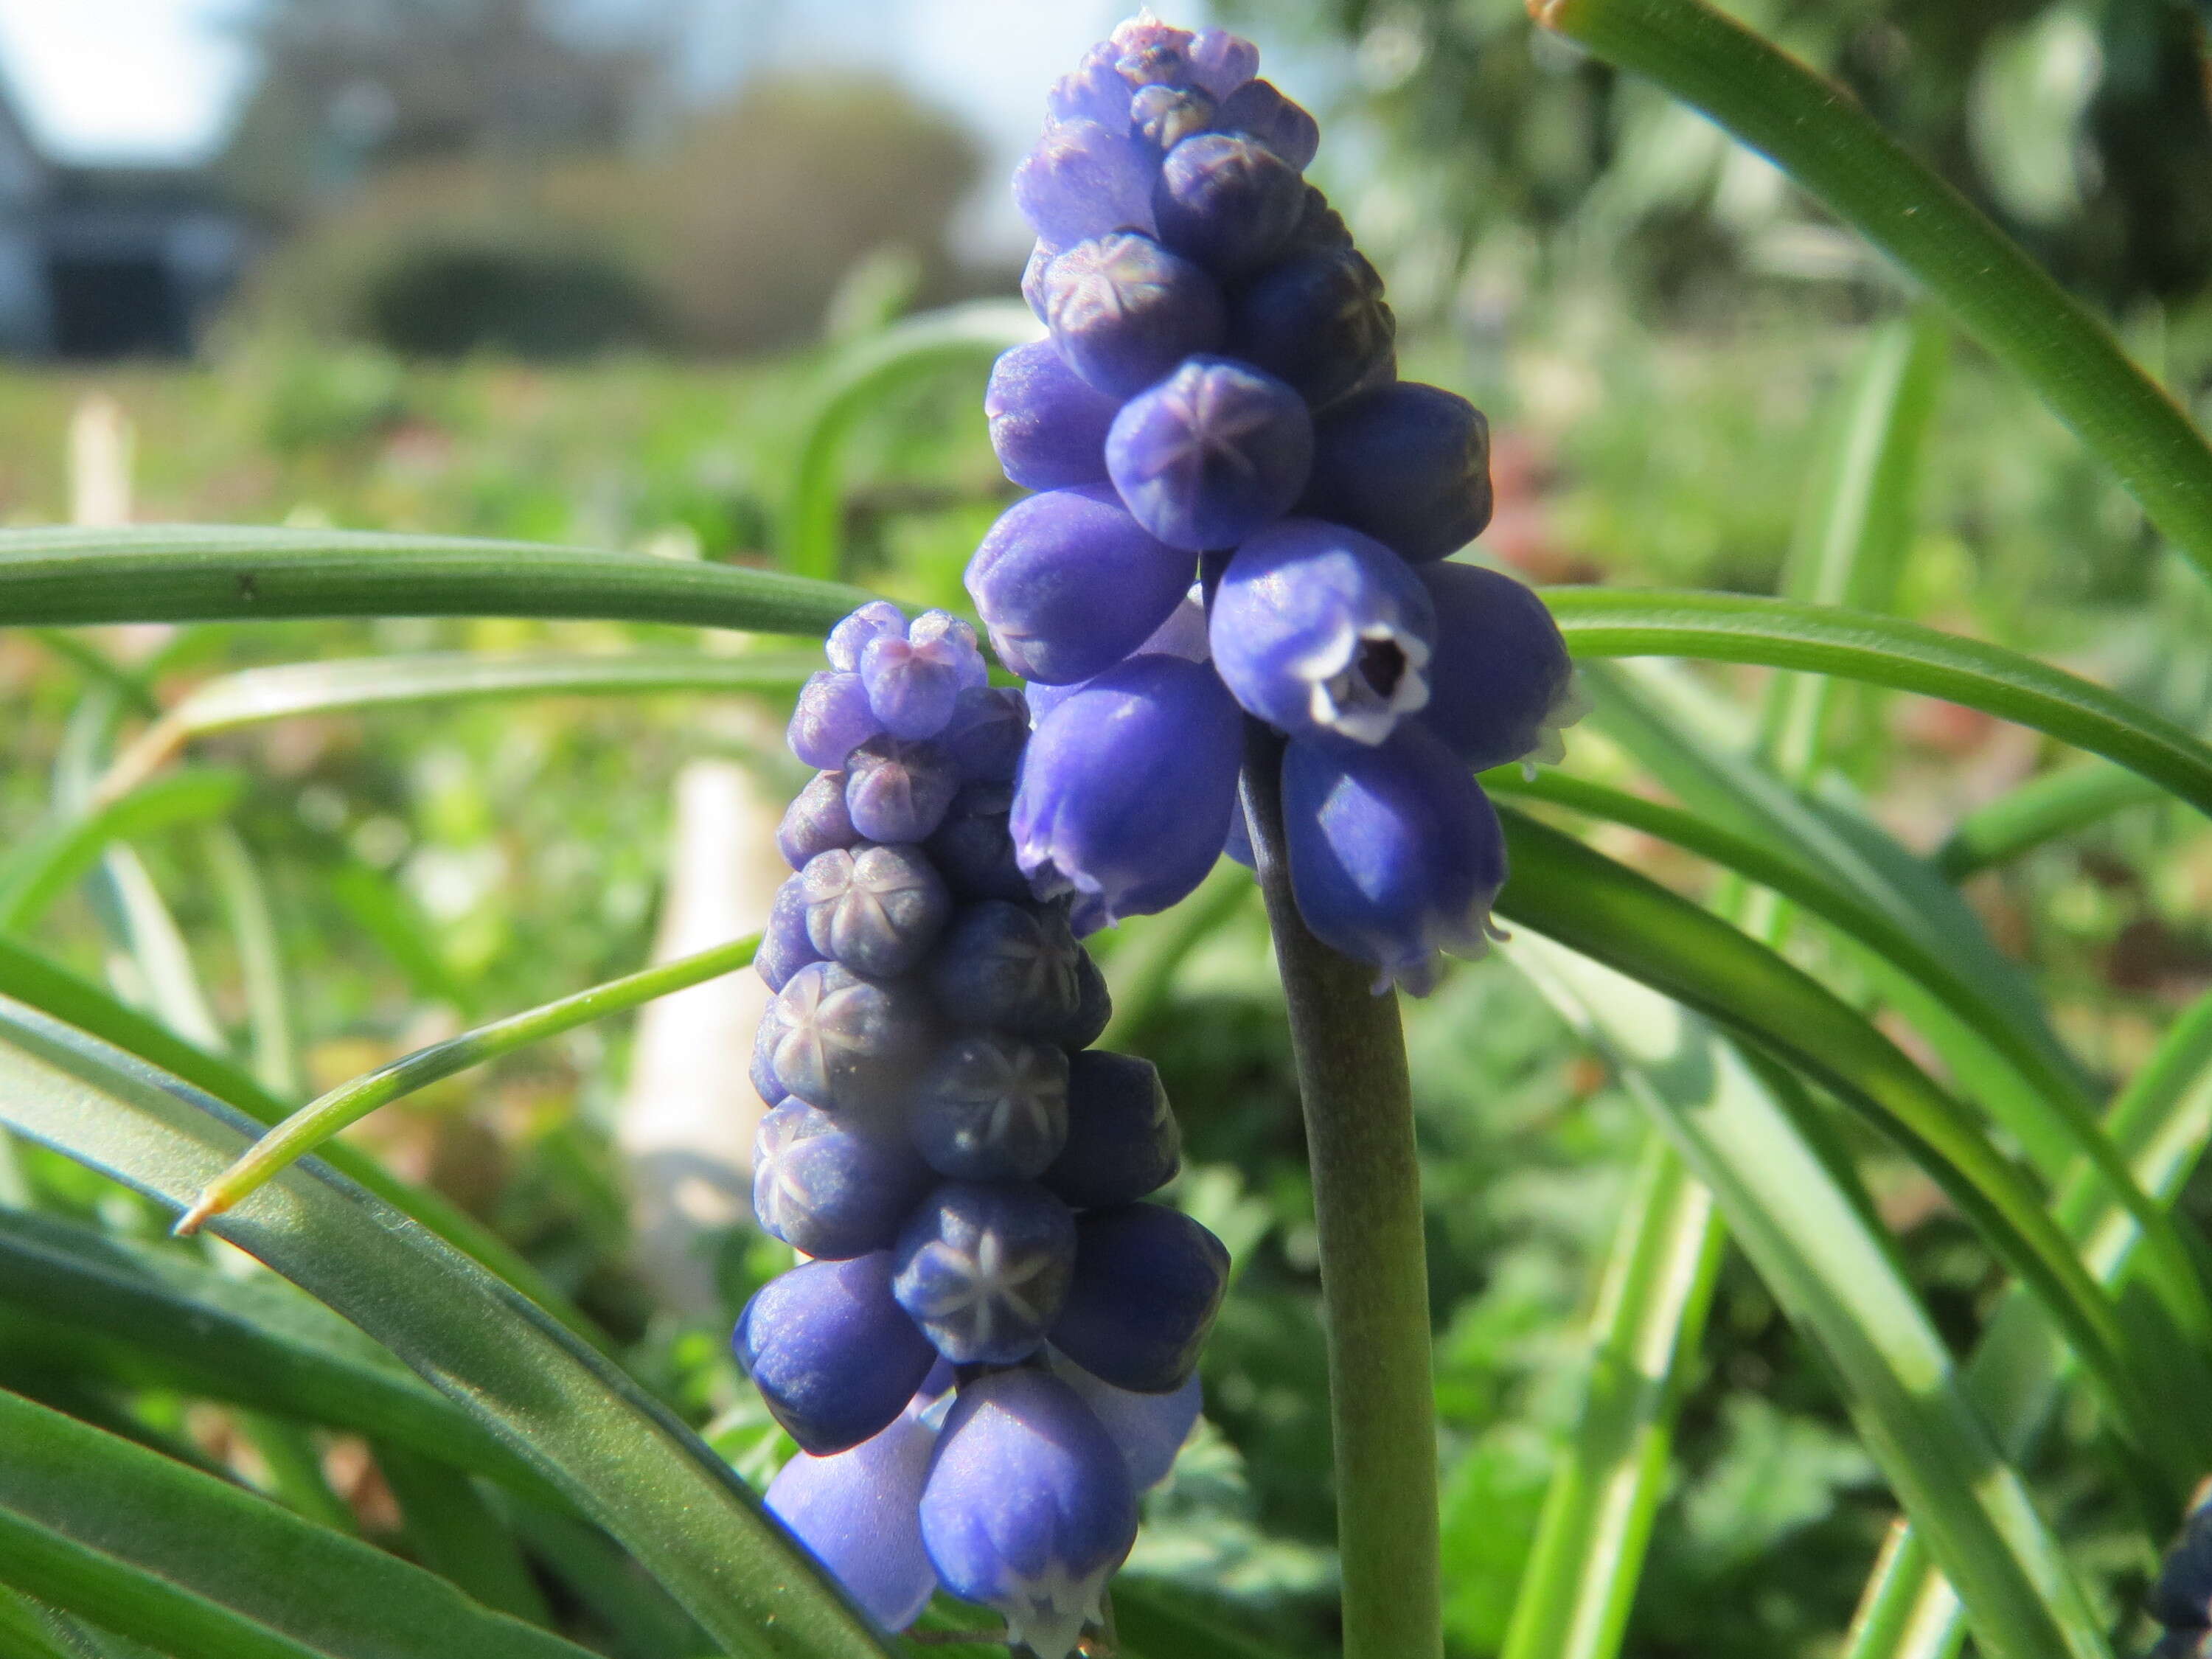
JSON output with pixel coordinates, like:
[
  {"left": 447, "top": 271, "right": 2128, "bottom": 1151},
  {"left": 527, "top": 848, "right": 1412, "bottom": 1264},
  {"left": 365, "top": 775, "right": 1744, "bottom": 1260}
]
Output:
[
  {"left": 1239, "top": 723, "right": 1443, "bottom": 1659},
  {"left": 1529, "top": 0, "right": 2212, "bottom": 583},
  {"left": 174, "top": 933, "right": 759, "bottom": 1236}
]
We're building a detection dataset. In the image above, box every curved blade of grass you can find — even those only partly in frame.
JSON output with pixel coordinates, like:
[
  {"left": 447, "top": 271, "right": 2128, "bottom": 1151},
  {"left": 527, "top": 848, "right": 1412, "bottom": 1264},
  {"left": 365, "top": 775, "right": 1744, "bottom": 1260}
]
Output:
[
  {"left": 93, "top": 845, "right": 224, "bottom": 1053},
  {"left": 201, "top": 827, "right": 300, "bottom": 1100},
  {"left": 0, "top": 771, "right": 243, "bottom": 934},
  {"left": 1504, "top": 936, "right": 2114, "bottom": 1659},
  {"left": 1547, "top": 589, "right": 2212, "bottom": 819},
  {"left": 1845, "top": 988, "right": 2212, "bottom": 1659},
  {"left": 176, "top": 932, "right": 760, "bottom": 1235},
  {"left": 1500, "top": 1135, "right": 1723, "bottom": 1659},
  {"left": 0, "top": 1206, "right": 563, "bottom": 1508},
  {"left": 0, "top": 933, "right": 599, "bottom": 1349},
  {"left": 1529, "top": 0, "right": 2212, "bottom": 585},
  {"left": 1489, "top": 768, "right": 2212, "bottom": 1354},
  {"left": 1761, "top": 310, "right": 1949, "bottom": 779},
  {"left": 1935, "top": 762, "right": 2167, "bottom": 880},
  {"left": 0, "top": 995, "right": 897, "bottom": 1658},
  {"left": 1097, "top": 860, "right": 1254, "bottom": 1048},
  {"left": 0, "top": 1388, "right": 599, "bottom": 1659},
  {"left": 0, "top": 525, "right": 871, "bottom": 636},
  {"left": 1586, "top": 661, "right": 2087, "bottom": 1138},
  {"left": 784, "top": 300, "right": 1041, "bottom": 582},
  {"left": 98, "top": 650, "right": 818, "bottom": 805},
  {"left": 1492, "top": 807, "right": 2194, "bottom": 1496},
  {"left": 375, "top": 1443, "right": 552, "bottom": 1627}
]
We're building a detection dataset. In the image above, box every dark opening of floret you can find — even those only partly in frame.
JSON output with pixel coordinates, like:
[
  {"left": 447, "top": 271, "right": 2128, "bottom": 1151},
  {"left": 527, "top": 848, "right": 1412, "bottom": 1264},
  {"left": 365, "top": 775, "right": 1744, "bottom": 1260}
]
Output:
[{"left": 1358, "top": 635, "right": 1408, "bottom": 700}]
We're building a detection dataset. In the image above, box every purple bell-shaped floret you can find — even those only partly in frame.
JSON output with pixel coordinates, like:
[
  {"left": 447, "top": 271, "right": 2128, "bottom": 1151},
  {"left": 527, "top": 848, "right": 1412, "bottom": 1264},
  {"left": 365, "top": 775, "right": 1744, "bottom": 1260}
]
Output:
[
  {"left": 756, "top": 876, "right": 825, "bottom": 993},
  {"left": 1210, "top": 518, "right": 1436, "bottom": 748},
  {"left": 799, "top": 844, "right": 951, "bottom": 981},
  {"left": 913, "top": 1032, "right": 1071, "bottom": 1181},
  {"left": 859, "top": 611, "right": 984, "bottom": 740},
  {"left": 788, "top": 672, "right": 881, "bottom": 772},
  {"left": 987, "top": 338, "right": 1121, "bottom": 492},
  {"left": 1051, "top": 1350, "right": 1204, "bottom": 1491},
  {"left": 767, "top": 961, "right": 937, "bottom": 1127},
  {"left": 1024, "top": 588, "right": 1207, "bottom": 726},
  {"left": 1301, "top": 382, "right": 1493, "bottom": 563},
  {"left": 1039, "top": 232, "right": 1225, "bottom": 400},
  {"left": 753, "top": 1100, "right": 930, "bottom": 1260},
  {"left": 826, "top": 600, "right": 907, "bottom": 672},
  {"left": 1279, "top": 722, "right": 1508, "bottom": 995},
  {"left": 734, "top": 1253, "right": 938, "bottom": 1453},
  {"left": 967, "top": 484, "right": 1194, "bottom": 686},
  {"left": 1040, "top": 1049, "right": 1181, "bottom": 1209},
  {"left": 1012, "top": 653, "right": 1242, "bottom": 934},
  {"left": 1049, "top": 1203, "right": 1228, "bottom": 1394},
  {"left": 1105, "top": 356, "right": 1313, "bottom": 552},
  {"left": 1208, "top": 79, "right": 1319, "bottom": 171},
  {"left": 1153, "top": 131, "right": 1305, "bottom": 280},
  {"left": 939, "top": 685, "right": 1029, "bottom": 785},
  {"left": 1186, "top": 27, "right": 1259, "bottom": 100},
  {"left": 1014, "top": 119, "right": 1156, "bottom": 246},
  {"left": 777, "top": 770, "right": 859, "bottom": 869},
  {"left": 925, "top": 899, "right": 1085, "bottom": 1038},
  {"left": 844, "top": 735, "right": 960, "bottom": 844},
  {"left": 1415, "top": 560, "right": 1584, "bottom": 773},
  {"left": 893, "top": 1180, "right": 1077, "bottom": 1365},
  {"left": 1228, "top": 246, "right": 1396, "bottom": 411},
  {"left": 919, "top": 1368, "right": 1138, "bottom": 1659},
  {"left": 765, "top": 1392, "right": 940, "bottom": 1631}
]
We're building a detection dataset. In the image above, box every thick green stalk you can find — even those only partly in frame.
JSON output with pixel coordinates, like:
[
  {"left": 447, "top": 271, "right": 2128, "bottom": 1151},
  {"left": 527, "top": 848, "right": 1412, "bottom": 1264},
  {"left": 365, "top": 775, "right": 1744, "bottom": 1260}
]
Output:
[
  {"left": 1239, "top": 724, "right": 1442, "bottom": 1659},
  {"left": 1530, "top": 0, "right": 2212, "bottom": 585}
]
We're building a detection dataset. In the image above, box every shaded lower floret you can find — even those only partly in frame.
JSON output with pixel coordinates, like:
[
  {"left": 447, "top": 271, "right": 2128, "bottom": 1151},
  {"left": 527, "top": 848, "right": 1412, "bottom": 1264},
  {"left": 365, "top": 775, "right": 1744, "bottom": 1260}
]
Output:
[{"left": 739, "top": 591, "right": 1227, "bottom": 1656}]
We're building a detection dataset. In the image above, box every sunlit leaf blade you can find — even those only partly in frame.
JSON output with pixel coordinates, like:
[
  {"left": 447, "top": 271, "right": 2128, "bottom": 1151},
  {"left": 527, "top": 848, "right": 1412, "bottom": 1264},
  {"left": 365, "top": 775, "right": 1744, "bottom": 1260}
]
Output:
[
  {"left": 1845, "top": 987, "right": 2212, "bottom": 1659},
  {"left": 1935, "top": 762, "right": 2167, "bottom": 879},
  {"left": 101, "top": 651, "right": 819, "bottom": 804},
  {"left": 1503, "top": 938, "right": 2115, "bottom": 1659},
  {"left": 1491, "top": 808, "right": 2192, "bottom": 1494},
  {"left": 784, "top": 300, "right": 1040, "bottom": 582},
  {"left": 1761, "top": 309, "right": 1948, "bottom": 779},
  {"left": 1500, "top": 1138, "right": 1722, "bottom": 1659},
  {"left": 178, "top": 933, "right": 760, "bottom": 1234},
  {"left": 0, "top": 935, "right": 598, "bottom": 1348},
  {"left": 1545, "top": 588, "right": 2212, "bottom": 819},
  {"left": 0, "top": 995, "right": 895, "bottom": 1659},
  {"left": 0, "top": 526, "right": 871, "bottom": 636},
  {"left": 1529, "top": 0, "right": 2212, "bottom": 585},
  {"left": 0, "top": 771, "right": 243, "bottom": 933},
  {"left": 0, "top": 1388, "right": 598, "bottom": 1659},
  {"left": 1489, "top": 768, "right": 2212, "bottom": 1357},
  {"left": 0, "top": 1206, "right": 559, "bottom": 1508}
]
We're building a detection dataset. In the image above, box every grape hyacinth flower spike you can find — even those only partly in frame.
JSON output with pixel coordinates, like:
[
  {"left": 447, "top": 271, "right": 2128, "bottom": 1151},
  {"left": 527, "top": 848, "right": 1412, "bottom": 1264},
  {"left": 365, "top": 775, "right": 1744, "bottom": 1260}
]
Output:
[
  {"left": 739, "top": 590, "right": 1226, "bottom": 1656},
  {"left": 972, "top": 10, "right": 1582, "bottom": 995}
]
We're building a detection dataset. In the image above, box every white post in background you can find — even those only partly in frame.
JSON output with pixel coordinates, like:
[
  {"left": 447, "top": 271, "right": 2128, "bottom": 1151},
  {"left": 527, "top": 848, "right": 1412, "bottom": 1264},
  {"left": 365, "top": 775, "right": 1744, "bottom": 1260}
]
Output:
[{"left": 616, "top": 751, "right": 787, "bottom": 1313}]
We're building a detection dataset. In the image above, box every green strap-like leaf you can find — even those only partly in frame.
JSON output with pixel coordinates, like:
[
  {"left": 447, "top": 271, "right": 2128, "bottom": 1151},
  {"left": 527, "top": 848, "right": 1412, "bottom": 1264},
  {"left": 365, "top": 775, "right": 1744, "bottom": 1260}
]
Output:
[
  {"left": 100, "top": 650, "right": 818, "bottom": 804},
  {"left": 1546, "top": 588, "right": 2212, "bottom": 819},
  {"left": 0, "top": 935, "right": 600, "bottom": 1350},
  {"left": 1503, "top": 939, "right": 2113, "bottom": 1659},
  {"left": 1844, "top": 988, "right": 2212, "bottom": 1659},
  {"left": 0, "top": 1388, "right": 597, "bottom": 1659},
  {"left": 0, "top": 996, "right": 894, "bottom": 1659},
  {"left": 1491, "top": 807, "right": 2194, "bottom": 1496},
  {"left": 0, "top": 772, "right": 243, "bottom": 934},
  {"left": 1490, "top": 769, "right": 2212, "bottom": 1357},
  {"left": 784, "top": 300, "right": 1040, "bottom": 581},
  {"left": 0, "top": 526, "right": 871, "bottom": 636},
  {"left": 1529, "top": 0, "right": 2212, "bottom": 585},
  {"left": 177, "top": 933, "right": 760, "bottom": 1234},
  {"left": 1935, "top": 762, "right": 2167, "bottom": 879},
  {"left": 0, "top": 1206, "right": 559, "bottom": 1509}
]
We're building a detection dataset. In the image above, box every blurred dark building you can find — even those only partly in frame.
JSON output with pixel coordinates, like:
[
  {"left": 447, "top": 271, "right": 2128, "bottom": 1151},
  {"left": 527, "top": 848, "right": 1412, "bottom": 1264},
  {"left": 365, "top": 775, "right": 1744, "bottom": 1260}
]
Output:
[{"left": 0, "top": 82, "right": 248, "bottom": 360}]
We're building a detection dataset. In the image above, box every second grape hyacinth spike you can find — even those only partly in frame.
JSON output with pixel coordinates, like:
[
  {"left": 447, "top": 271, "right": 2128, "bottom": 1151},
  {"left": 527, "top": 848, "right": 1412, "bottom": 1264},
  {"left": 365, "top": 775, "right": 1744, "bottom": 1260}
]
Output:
[
  {"left": 740, "top": 594, "right": 1225, "bottom": 1657},
  {"left": 972, "top": 9, "right": 1584, "bottom": 997}
]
